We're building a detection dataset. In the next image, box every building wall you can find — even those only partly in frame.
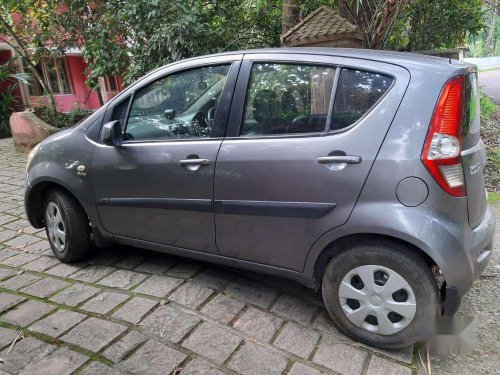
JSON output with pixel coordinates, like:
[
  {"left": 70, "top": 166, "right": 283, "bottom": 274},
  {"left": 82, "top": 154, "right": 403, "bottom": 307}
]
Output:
[{"left": 29, "top": 55, "right": 101, "bottom": 112}]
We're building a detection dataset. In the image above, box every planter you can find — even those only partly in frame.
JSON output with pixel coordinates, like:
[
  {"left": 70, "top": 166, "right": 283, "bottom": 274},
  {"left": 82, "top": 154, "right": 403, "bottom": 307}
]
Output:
[{"left": 9, "top": 110, "right": 60, "bottom": 153}]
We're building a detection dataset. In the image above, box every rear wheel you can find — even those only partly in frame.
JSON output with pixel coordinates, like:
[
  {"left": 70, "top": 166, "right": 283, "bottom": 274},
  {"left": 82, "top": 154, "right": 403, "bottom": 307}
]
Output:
[
  {"left": 44, "top": 189, "right": 91, "bottom": 262},
  {"left": 322, "top": 240, "right": 439, "bottom": 348}
]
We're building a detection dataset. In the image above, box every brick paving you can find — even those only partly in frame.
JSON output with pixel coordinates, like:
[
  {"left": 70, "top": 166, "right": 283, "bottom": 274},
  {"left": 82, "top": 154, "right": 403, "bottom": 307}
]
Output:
[{"left": 0, "top": 138, "right": 416, "bottom": 374}]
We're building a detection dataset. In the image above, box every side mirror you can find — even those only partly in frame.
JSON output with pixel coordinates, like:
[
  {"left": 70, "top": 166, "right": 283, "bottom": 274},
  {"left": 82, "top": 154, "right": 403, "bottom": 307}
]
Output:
[
  {"left": 164, "top": 109, "right": 176, "bottom": 120},
  {"left": 101, "top": 120, "right": 123, "bottom": 146}
]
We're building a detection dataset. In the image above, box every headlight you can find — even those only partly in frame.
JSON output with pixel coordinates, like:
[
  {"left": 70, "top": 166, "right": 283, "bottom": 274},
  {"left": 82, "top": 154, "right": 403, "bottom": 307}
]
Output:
[{"left": 26, "top": 143, "right": 41, "bottom": 171}]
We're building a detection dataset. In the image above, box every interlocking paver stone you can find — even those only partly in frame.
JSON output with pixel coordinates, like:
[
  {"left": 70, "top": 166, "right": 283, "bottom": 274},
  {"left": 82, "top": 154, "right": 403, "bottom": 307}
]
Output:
[
  {"left": 112, "top": 296, "right": 157, "bottom": 323},
  {"left": 119, "top": 340, "right": 187, "bottom": 375},
  {"left": 0, "top": 337, "right": 55, "bottom": 374},
  {"left": 2, "top": 252, "right": 40, "bottom": 267},
  {"left": 98, "top": 269, "right": 147, "bottom": 289},
  {"left": 182, "top": 322, "right": 242, "bottom": 364},
  {"left": 69, "top": 265, "right": 115, "bottom": 283},
  {"left": 134, "top": 275, "right": 182, "bottom": 297},
  {"left": 225, "top": 278, "right": 278, "bottom": 308},
  {"left": 45, "top": 262, "right": 85, "bottom": 277},
  {"left": 180, "top": 359, "right": 225, "bottom": 375},
  {"left": 233, "top": 307, "right": 283, "bottom": 342},
  {"left": 61, "top": 317, "right": 127, "bottom": 352},
  {"left": 168, "top": 281, "right": 213, "bottom": 309},
  {"left": 165, "top": 262, "right": 200, "bottom": 278},
  {"left": 140, "top": 305, "right": 200, "bottom": 343},
  {"left": 271, "top": 294, "right": 319, "bottom": 323},
  {"left": 134, "top": 255, "right": 176, "bottom": 274},
  {"left": 366, "top": 356, "right": 412, "bottom": 375},
  {"left": 103, "top": 331, "right": 147, "bottom": 363},
  {"left": 0, "top": 292, "right": 26, "bottom": 313},
  {"left": 1, "top": 300, "right": 55, "bottom": 326},
  {"left": 29, "top": 310, "right": 86, "bottom": 337},
  {"left": 20, "top": 240, "right": 51, "bottom": 254},
  {"left": 289, "top": 362, "right": 323, "bottom": 375},
  {"left": 0, "top": 248, "right": 18, "bottom": 261},
  {"left": 49, "top": 283, "right": 100, "bottom": 306},
  {"left": 312, "top": 310, "right": 354, "bottom": 344},
  {"left": 228, "top": 342, "right": 288, "bottom": 375},
  {"left": 313, "top": 340, "right": 367, "bottom": 375},
  {"left": 19, "top": 347, "right": 87, "bottom": 375},
  {"left": 201, "top": 294, "right": 245, "bottom": 324},
  {"left": 80, "top": 361, "right": 123, "bottom": 375},
  {"left": 193, "top": 269, "right": 234, "bottom": 290},
  {"left": 0, "top": 268, "right": 16, "bottom": 281},
  {"left": 5, "top": 234, "right": 41, "bottom": 248},
  {"left": 274, "top": 322, "right": 320, "bottom": 359},
  {"left": 20, "top": 277, "right": 70, "bottom": 298},
  {"left": 80, "top": 291, "right": 129, "bottom": 314},
  {"left": 0, "top": 272, "right": 40, "bottom": 290},
  {"left": 114, "top": 254, "right": 147, "bottom": 269},
  {"left": 22, "top": 256, "right": 60, "bottom": 272},
  {"left": 0, "top": 326, "right": 19, "bottom": 349},
  {"left": 0, "top": 229, "right": 17, "bottom": 243}
]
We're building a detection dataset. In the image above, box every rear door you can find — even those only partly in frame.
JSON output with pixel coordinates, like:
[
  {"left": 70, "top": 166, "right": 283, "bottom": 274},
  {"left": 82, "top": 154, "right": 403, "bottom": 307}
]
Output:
[{"left": 214, "top": 53, "right": 410, "bottom": 271}]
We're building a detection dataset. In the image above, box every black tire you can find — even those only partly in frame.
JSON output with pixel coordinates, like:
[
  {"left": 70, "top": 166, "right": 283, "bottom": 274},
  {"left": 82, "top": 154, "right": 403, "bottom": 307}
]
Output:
[
  {"left": 43, "top": 189, "right": 91, "bottom": 262},
  {"left": 321, "top": 239, "right": 439, "bottom": 349}
]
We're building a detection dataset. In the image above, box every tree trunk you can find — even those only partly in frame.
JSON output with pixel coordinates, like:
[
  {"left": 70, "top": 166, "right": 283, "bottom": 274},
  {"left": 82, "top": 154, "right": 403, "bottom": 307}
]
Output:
[
  {"left": 282, "top": 0, "right": 300, "bottom": 34},
  {"left": 485, "top": 0, "right": 497, "bottom": 55},
  {"left": 0, "top": 13, "right": 55, "bottom": 111}
]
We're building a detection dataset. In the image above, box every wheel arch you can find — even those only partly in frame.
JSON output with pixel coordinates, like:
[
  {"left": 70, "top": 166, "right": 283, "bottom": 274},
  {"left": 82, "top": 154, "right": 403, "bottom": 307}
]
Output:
[
  {"left": 312, "top": 233, "right": 438, "bottom": 290},
  {"left": 26, "top": 180, "right": 90, "bottom": 229}
]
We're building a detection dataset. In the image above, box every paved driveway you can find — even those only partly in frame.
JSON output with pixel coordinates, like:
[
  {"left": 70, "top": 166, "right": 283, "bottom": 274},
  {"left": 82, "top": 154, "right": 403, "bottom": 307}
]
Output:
[
  {"left": 479, "top": 69, "right": 500, "bottom": 104},
  {"left": 0, "top": 137, "right": 497, "bottom": 375}
]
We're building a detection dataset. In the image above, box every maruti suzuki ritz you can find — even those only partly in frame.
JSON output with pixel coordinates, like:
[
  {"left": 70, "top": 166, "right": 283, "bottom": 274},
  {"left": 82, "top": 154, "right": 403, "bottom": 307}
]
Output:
[{"left": 24, "top": 48, "right": 496, "bottom": 348}]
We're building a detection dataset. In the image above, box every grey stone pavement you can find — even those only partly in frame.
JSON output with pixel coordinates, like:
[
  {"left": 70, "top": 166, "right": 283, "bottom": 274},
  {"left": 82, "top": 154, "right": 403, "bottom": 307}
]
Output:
[
  {"left": 479, "top": 69, "right": 500, "bottom": 104},
  {"left": 0, "top": 136, "right": 497, "bottom": 375}
]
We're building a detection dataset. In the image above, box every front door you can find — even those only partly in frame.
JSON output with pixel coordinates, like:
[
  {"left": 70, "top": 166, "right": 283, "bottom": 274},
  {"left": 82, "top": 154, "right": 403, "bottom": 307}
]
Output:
[
  {"left": 92, "top": 60, "right": 239, "bottom": 254},
  {"left": 214, "top": 54, "right": 410, "bottom": 270}
]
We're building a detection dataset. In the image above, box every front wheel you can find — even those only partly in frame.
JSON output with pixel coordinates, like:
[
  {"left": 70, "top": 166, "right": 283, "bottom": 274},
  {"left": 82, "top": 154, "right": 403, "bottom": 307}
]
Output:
[
  {"left": 44, "top": 189, "right": 91, "bottom": 263},
  {"left": 322, "top": 240, "right": 439, "bottom": 349}
]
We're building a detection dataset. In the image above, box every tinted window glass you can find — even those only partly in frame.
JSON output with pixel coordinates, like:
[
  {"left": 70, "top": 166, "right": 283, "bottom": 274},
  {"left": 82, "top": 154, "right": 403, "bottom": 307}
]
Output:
[
  {"left": 241, "top": 63, "right": 336, "bottom": 136},
  {"left": 125, "top": 65, "right": 230, "bottom": 141},
  {"left": 331, "top": 69, "right": 393, "bottom": 131}
]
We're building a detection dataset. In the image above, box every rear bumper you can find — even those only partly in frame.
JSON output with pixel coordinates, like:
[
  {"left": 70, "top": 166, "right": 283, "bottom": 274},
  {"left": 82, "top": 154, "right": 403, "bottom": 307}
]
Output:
[{"left": 421, "top": 203, "right": 495, "bottom": 312}]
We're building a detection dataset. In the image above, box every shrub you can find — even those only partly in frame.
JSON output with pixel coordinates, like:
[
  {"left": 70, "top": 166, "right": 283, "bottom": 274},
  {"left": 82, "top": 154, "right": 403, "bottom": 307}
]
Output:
[{"left": 34, "top": 107, "right": 91, "bottom": 129}]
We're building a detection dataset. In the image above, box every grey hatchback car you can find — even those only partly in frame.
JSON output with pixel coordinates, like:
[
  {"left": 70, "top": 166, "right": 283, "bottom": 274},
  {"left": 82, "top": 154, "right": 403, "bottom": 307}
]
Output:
[{"left": 25, "top": 48, "right": 495, "bottom": 349}]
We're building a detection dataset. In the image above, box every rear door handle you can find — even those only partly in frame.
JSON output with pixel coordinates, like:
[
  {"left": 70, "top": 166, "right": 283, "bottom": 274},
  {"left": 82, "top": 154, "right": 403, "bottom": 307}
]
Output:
[
  {"left": 317, "top": 156, "right": 362, "bottom": 164},
  {"left": 179, "top": 158, "right": 210, "bottom": 167}
]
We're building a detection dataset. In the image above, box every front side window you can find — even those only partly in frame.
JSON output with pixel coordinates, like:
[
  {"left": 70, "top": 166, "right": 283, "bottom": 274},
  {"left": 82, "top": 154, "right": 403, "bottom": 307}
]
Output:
[
  {"left": 331, "top": 69, "right": 393, "bottom": 131},
  {"left": 241, "top": 63, "right": 336, "bottom": 136},
  {"left": 125, "top": 65, "right": 230, "bottom": 141}
]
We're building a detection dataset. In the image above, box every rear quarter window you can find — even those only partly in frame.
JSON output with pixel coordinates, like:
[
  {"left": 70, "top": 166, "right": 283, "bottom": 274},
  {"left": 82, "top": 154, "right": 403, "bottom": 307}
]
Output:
[{"left": 331, "top": 69, "right": 393, "bottom": 131}]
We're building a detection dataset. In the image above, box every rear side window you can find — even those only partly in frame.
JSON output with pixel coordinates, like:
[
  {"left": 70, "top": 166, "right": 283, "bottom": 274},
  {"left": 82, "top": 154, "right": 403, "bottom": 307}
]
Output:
[
  {"left": 331, "top": 69, "right": 393, "bottom": 131},
  {"left": 241, "top": 63, "right": 336, "bottom": 136}
]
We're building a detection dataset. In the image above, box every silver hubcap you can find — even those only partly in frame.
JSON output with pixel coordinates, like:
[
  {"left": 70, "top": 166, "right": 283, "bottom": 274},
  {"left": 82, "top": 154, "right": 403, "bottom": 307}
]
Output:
[
  {"left": 338, "top": 265, "right": 416, "bottom": 335},
  {"left": 45, "top": 202, "right": 65, "bottom": 252}
]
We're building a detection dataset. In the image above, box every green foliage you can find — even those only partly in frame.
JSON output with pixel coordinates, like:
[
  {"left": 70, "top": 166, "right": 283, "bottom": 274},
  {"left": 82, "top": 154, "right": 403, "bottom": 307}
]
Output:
[
  {"left": 34, "top": 107, "right": 90, "bottom": 129},
  {"left": 481, "top": 93, "right": 497, "bottom": 121},
  {"left": 388, "top": 0, "right": 485, "bottom": 51},
  {"left": 0, "top": 63, "right": 31, "bottom": 137},
  {"left": 488, "top": 192, "right": 500, "bottom": 204}
]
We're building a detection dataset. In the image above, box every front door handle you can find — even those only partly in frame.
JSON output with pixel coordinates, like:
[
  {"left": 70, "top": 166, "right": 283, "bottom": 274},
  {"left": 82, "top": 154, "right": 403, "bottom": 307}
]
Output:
[
  {"left": 179, "top": 158, "right": 210, "bottom": 167},
  {"left": 317, "top": 156, "right": 362, "bottom": 164}
]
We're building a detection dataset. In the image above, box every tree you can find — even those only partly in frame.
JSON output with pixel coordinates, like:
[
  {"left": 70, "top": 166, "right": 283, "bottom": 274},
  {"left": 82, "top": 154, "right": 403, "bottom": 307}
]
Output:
[{"left": 282, "top": 0, "right": 300, "bottom": 33}]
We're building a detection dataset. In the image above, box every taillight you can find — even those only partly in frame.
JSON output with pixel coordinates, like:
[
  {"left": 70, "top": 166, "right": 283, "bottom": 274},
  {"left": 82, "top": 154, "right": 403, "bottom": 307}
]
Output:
[{"left": 421, "top": 76, "right": 466, "bottom": 197}]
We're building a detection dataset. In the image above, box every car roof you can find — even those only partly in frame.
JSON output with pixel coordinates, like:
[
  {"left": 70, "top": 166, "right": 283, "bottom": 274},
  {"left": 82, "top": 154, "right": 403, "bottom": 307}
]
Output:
[{"left": 187, "top": 47, "right": 473, "bottom": 71}]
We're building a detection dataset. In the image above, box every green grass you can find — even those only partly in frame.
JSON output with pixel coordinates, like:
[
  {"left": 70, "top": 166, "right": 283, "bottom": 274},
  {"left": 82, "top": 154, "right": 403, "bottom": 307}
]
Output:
[
  {"left": 488, "top": 192, "right": 500, "bottom": 204},
  {"left": 480, "top": 94, "right": 497, "bottom": 121}
]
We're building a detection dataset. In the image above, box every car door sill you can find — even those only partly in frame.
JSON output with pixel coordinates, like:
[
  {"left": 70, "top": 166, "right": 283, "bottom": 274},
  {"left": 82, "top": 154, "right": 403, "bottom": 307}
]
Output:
[{"left": 112, "top": 234, "right": 313, "bottom": 288}]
